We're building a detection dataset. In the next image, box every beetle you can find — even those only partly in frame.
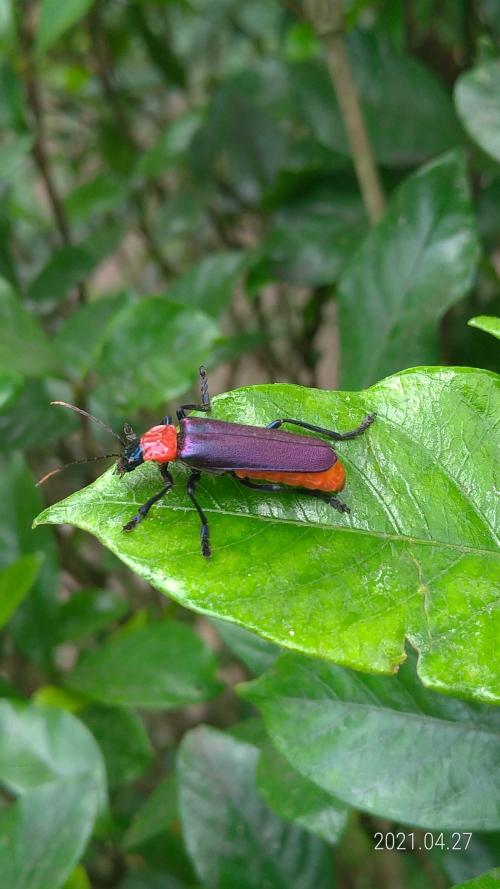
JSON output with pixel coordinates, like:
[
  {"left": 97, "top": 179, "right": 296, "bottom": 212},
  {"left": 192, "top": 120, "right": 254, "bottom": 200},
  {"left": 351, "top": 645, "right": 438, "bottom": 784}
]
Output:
[{"left": 39, "top": 367, "right": 375, "bottom": 558}]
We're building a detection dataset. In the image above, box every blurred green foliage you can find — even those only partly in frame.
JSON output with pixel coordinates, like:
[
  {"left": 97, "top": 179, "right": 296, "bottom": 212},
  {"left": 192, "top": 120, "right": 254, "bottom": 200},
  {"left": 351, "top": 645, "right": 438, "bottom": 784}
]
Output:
[{"left": 1, "top": 1, "right": 499, "bottom": 887}]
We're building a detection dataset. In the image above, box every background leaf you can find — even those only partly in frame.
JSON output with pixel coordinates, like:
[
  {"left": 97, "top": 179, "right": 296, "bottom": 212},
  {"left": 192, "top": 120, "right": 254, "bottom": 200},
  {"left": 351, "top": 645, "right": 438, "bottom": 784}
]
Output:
[
  {"left": 455, "top": 60, "right": 500, "bottom": 162},
  {"left": 468, "top": 315, "right": 500, "bottom": 341},
  {"left": 292, "top": 31, "right": 461, "bottom": 166},
  {"left": 0, "top": 553, "right": 43, "bottom": 629},
  {"left": 256, "top": 742, "right": 350, "bottom": 844},
  {"left": 242, "top": 651, "right": 500, "bottom": 830},
  {"left": 0, "top": 280, "right": 59, "bottom": 377},
  {"left": 36, "top": 0, "right": 94, "bottom": 56},
  {"left": 338, "top": 152, "right": 480, "bottom": 388},
  {"left": 1, "top": 454, "right": 60, "bottom": 664},
  {"left": 65, "top": 621, "right": 222, "bottom": 709},
  {"left": 0, "top": 777, "right": 100, "bottom": 889},
  {"left": 94, "top": 299, "right": 220, "bottom": 412},
  {"left": 35, "top": 367, "right": 500, "bottom": 703},
  {"left": 177, "top": 726, "right": 333, "bottom": 889},
  {"left": 80, "top": 704, "right": 152, "bottom": 787}
]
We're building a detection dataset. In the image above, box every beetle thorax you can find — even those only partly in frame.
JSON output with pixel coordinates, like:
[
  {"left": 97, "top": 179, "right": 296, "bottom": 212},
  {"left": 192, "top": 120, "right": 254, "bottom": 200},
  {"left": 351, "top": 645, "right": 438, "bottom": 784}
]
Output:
[{"left": 140, "top": 425, "right": 178, "bottom": 463}]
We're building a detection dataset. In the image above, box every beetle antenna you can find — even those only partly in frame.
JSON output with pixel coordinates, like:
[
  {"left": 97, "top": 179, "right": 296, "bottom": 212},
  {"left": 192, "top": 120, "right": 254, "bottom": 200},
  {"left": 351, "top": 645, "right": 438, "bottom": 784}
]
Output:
[
  {"left": 36, "top": 453, "right": 120, "bottom": 487},
  {"left": 50, "top": 401, "right": 124, "bottom": 444}
]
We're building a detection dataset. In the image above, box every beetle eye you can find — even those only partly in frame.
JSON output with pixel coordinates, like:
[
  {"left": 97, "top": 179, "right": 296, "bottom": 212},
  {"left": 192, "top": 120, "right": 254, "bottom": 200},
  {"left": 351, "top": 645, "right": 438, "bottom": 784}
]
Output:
[{"left": 123, "top": 422, "right": 137, "bottom": 442}]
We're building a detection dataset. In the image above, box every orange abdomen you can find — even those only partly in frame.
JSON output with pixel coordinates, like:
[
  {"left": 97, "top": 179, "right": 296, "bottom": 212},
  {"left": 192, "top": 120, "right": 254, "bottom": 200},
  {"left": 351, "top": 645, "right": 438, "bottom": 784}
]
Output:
[{"left": 235, "top": 460, "right": 346, "bottom": 492}]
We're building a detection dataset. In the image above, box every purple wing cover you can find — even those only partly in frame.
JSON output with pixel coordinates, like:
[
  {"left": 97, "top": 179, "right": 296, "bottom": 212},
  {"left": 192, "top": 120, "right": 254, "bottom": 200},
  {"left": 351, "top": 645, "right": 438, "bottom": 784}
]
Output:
[{"left": 178, "top": 417, "right": 336, "bottom": 472}]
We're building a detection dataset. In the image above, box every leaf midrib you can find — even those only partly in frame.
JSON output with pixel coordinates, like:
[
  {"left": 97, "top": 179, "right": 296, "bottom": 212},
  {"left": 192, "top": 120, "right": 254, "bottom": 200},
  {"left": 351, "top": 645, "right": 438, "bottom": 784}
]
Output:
[{"left": 82, "top": 497, "right": 500, "bottom": 558}]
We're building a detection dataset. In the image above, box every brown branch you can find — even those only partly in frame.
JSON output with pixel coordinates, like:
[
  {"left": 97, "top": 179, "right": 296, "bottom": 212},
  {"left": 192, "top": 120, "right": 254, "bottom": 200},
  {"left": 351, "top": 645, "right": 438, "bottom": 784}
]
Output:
[
  {"left": 303, "top": 0, "right": 386, "bottom": 225},
  {"left": 88, "top": 1, "right": 175, "bottom": 280},
  {"left": 20, "top": 9, "right": 87, "bottom": 302}
]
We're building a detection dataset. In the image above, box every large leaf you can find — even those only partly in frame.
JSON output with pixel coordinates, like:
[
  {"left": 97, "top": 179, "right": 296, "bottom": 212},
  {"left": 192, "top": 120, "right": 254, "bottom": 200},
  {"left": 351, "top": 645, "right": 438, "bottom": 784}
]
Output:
[
  {"left": 452, "top": 871, "right": 500, "bottom": 889},
  {"left": 242, "top": 652, "right": 500, "bottom": 831},
  {"left": 177, "top": 726, "right": 333, "bottom": 889},
  {"left": 455, "top": 60, "right": 500, "bottom": 163},
  {"left": 65, "top": 621, "right": 222, "bottom": 709},
  {"left": 338, "top": 152, "right": 480, "bottom": 388},
  {"left": 292, "top": 31, "right": 461, "bottom": 166},
  {"left": 34, "top": 366, "right": 500, "bottom": 703}
]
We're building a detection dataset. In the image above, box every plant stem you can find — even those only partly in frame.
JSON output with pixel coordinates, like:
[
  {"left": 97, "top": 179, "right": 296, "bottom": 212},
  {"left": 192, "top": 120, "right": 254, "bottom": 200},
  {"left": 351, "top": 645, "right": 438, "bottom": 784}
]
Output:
[
  {"left": 19, "top": 7, "right": 87, "bottom": 302},
  {"left": 304, "top": 0, "right": 386, "bottom": 224}
]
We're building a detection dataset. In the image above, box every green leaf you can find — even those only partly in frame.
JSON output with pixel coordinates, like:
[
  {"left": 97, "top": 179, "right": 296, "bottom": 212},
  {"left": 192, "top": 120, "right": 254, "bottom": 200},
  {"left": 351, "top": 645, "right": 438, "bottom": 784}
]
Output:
[
  {"left": 136, "top": 112, "right": 202, "bottom": 179},
  {"left": 0, "top": 702, "right": 106, "bottom": 886},
  {"left": 54, "top": 588, "right": 128, "bottom": 643},
  {"left": 64, "top": 174, "right": 128, "bottom": 223},
  {"left": 0, "top": 553, "right": 43, "bottom": 629},
  {"left": 81, "top": 705, "right": 152, "bottom": 787},
  {"left": 0, "top": 700, "right": 106, "bottom": 805},
  {"left": 34, "top": 366, "right": 500, "bottom": 703},
  {"left": 65, "top": 621, "right": 222, "bottom": 709},
  {"left": 190, "top": 81, "right": 286, "bottom": 203},
  {"left": 452, "top": 870, "right": 500, "bottom": 888},
  {"left": 455, "top": 60, "right": 500, "bottom": 163},
  {"left": 0, "top": 133, "right": 33, "bottom": 184},
  {"left": 63, "top": 864, "right": 91, "bottom": 889},
  {"left": 468, "top": 315, "right": 500, "bottom": 341},
  {"left": 242, "top": 651, "right": 500, "bottom": 831},
  {"left": 177, "top": 726, "right": 333, "bottom": 889},
  {"left": 0, "top": 369, "right": 23, "bottom": 410},
  {"left": 27, "top": 245, "right": 100, "bottom": 306},
  {"left": 0, "top": 776, "right": 99, "bottom": 889},
  {"left": 338, "top": 152, "right": 480, "bottom": 388},
  {"left": 212, "top": 620, "right": 279, "bottom": 676},
  {"left": 262, "top": 184, "right": 366, "bottom": 286},
  {"left": 1, "top": 454, "right": 60, "bottom": 664},
  {"left": 164, "top": 252, "right": 247, "bottom": 318},
  {"left": 94, "top": 299, "right": 220, "bottom": 412},
  {"left": 36, "top": 0, "right": 94, "bottom": 56},
  {"left": 0, "top": 379, "right": 76, "bottom": 453},
  {"left": 54, "top": 294, "right": 130, "bottom": 381},
  {"left": 256, "top": 743, "right": 349, "bottom": 844},
  {"left": 122, "top": 773, "right": 178, "bottom": 850},
  {"left": 292, "top": 32, "right": 461, "bottom": 167},
  {"left": 0, "top": 279, "right": 58, "bottom": 377}
]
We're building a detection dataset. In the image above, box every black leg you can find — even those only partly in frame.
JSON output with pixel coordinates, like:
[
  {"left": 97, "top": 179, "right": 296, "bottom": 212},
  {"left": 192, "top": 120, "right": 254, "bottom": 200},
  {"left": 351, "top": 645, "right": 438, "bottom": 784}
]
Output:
[
  {"left": 266, "top": 413, "right": 375, "bottom": 441},
  {"left": 187, "top": 471, "right": 211, "bottom": 558},
  {"left": 123, "top": 465, "right": 173, "bottom": 532},
  {"left": 177, "top": 366, "right": 211, "bottom": 421},
  {"left": 233, "top": 474, "right": 350, "bottom": 513}
]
